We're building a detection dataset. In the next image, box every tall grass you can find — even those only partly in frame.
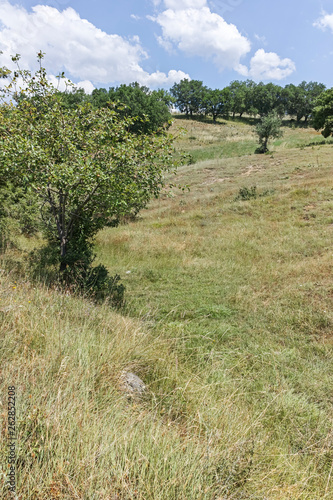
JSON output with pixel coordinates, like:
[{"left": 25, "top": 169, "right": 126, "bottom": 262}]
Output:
[{"left": 1, "top": 118, "right": 333, "bottom": 498}]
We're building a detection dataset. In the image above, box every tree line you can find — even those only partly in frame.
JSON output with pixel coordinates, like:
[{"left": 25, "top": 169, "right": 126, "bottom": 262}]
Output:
[
  {"left": 169, "top": 79, "right": 327, "bottom": 123},
  {"left": 59, "top": 77, "right": 332, "bottom": 133}
]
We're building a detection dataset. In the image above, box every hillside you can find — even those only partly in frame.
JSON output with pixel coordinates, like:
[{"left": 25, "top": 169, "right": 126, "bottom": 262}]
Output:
[{"left": 1, "top": 117, "right": 333, "bottom": 499}]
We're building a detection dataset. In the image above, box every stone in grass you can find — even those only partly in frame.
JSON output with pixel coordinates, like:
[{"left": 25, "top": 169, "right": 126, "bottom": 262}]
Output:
[{"left": 119, "top": 371, "right": 146, "bottom": 398}]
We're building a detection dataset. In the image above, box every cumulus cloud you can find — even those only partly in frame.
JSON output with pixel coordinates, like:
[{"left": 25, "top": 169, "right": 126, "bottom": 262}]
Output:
[
  {"left": 314, "top": 12, "right": 333, "bottom": 33},
  {"left": 0, "top": 1, "right": 188, "bottom": 88},
  {"left": 151, "top": 5, "right": 251, "bottom": 71},
  {"left": 244, "top": 49, "right": 296, "bottom": 80}
]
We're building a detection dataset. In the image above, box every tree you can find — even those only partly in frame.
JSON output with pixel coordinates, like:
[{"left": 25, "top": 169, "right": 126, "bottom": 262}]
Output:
[
  {"left": 59, "top": 87, "right": 88, "bottom": 109},
  {"left": 255, "top": 112, "right": 283, "bottom": 153},
  {"left": 0, "top": 54, "right": 181, "bottom": 286},
  {"left": 252, "top": 82, "right": 284, "bottom": 117},
  {"left": 106, "top": 83, "right": 172, "bottom": 133},
  {"left": 170, "top": 79, "right": 206, "bottom": 117},
  {"left": 226, "top": 80, "right": 247, "bottom": 118},
  {"left": 312, "top": 88, "right": 333, "bottom": 137},
  {"left": 202, "top": 88, "right": 230, "bottom": 122},
  {"left": 243, "top": 80, "right": 258, "bottom": 117},
  {"left": 285, "top": 81, "right": 326, "bottom": 122}
]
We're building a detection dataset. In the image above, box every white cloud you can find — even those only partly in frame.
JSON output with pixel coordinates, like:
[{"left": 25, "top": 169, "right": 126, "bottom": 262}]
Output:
[
  {"left": 0, "top": 1, "right": 188, "bottom": 88},
  {"left": 151, "top": 0, "right": 207, "bottom": 7},
  {"left": 164, "top": 0, "right": 207, "bottom": 9},
  {"left": 245, "top": 49, "right": 296, "bottom": 80},
  {"left": 75, "top": 80, "right": 96, "bottom": 94},
  {"left": 314, "top": 12, "right": 333, "bottom": 33},
  {"left": 151, "top": 5, "right": 251, "bottom": 71}
]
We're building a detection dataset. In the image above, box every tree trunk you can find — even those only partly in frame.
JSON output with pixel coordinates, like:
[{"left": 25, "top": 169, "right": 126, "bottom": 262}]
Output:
[{"left": 60, "top": 237, "right": 67, "bottom": 273}]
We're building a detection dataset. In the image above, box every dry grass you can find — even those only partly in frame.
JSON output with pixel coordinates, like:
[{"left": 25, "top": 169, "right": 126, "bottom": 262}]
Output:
[{"left": 1, "top": 118, "right": 333, "bottom": 499}]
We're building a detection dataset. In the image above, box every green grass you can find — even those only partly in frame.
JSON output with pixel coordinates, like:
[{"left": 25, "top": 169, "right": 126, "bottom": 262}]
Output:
[{"left": 1, "top": 118, "right": 333, "bottom": 499}]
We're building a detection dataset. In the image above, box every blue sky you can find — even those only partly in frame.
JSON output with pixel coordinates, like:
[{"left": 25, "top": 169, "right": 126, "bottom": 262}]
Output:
[{"left": 0, "top": 0, "right": 333, "bottom": 92}]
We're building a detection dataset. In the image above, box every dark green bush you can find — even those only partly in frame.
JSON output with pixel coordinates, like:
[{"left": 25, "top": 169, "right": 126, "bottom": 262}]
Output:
[{"left": 235, "top": 186, "right": 257, "bottom": 201}]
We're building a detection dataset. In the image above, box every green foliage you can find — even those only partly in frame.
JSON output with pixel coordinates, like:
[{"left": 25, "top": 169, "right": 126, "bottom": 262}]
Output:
[
  {"left": 202, "top": 87, "right": 230, "bottom": 122},
  {"left": 285, "top": 81, "right": 326, "bottom": 122},
  {"left": 0, "top": 54, "right": 182, "bottom": 295},
  {"left": 92, "top": 83, "right": 173, "bottom": 133},
  {"left": 252, "top": 82, "right": 283, "bottom": 117},
  {"left": 170, "top": 79, "right": 206, "bottom": 117},
  {"left": 312, "top": 87, "right": 333, "bottom": 138},
  {"left": 255, "top": 112, "right": 283, "bottom": 153},
  {"left": 226, "top": 80, "right": 246, "bottom": 117},
  {"left": 169, "top": 78, "right": 326, "bottom": 122},
  {"left": 58, "top": 87, "right": 87, "bottom": 109},
  {"left": 0, "top": 179, "right": 40, "bottom": 251},
  {"left": 64, "top": 262, "right": 125, "bottom": 305},
  {"left": 235, "top": 185, "right": 257, "bottom": 200}
]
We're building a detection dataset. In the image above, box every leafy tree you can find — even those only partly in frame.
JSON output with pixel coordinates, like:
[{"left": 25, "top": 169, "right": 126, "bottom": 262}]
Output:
[
  {"left": 107, "top": 83, "right": 172, "bottom": 133},
  {"left": 227, "top": 80, "right": 248, "bottom": 118},
  {"left": 58, "top": 84, "right": 173, "bottom": 134},
  {"left": 170, "top": 79, "right": 206, "bottom": 117},
  {"left": 202, "top": 87, "right": 230, "bottom": 122},
  {"left": 59, "top": 87, "right": 88, "bottom": 109},
  {"left": 252, "top": 82, "right": 284, "bottom": 117},
  {"left": 0, "top": 54, "right": 181, "bottom": 288},
  {"left": 285, "top": 81, "right": 326, "bottom": 122},
  {"left": 312, "top": 88, "right": 333, "bottom": 137},
  {"left": 242, "top": 80, "right": 258, "bottom": 117},
  {"left": 284, "top": 84, "right": 304, "bottom": 121},
  {"left": 255, "top": 112, "right": 283, "bottom": 153},
  {"left": 90, "top": 87, "right": 110, "bottom": 108},
  {"left": 226, "top": 80, "right": 258, "bottom": 118}
]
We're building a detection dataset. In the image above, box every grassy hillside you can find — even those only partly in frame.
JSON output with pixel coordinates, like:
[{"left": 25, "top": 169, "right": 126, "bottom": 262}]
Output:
[{"left": 1, "top": 117, "right": 333, "bottom": 499}]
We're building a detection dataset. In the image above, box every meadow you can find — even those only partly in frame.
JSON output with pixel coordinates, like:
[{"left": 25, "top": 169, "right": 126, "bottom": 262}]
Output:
[{"left": 1, "top": 116, "right": 333, "bottom": 499}]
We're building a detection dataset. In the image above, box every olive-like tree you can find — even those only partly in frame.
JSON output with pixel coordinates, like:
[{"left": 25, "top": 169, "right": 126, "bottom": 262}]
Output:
[
  {"left": 0, "top": 54, "right": 181, "bottom": 279},
  {"left": 255, "top": 112, "right": 283, "bottom": 153}
]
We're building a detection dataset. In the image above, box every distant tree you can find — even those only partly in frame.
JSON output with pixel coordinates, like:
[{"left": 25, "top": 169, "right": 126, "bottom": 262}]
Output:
[
  {"left": 202, "top": 87, "right": 230, "bottom": 122},
  {"left": 90, "top": 87, "right": 110, "bottom": 108},
  {"left": 170, "top": 79, "right": 206, "bottom": 117},
  {"left": 312, "top": 88, "right": 333, "bottom": 137},
  {"left": 255, "top": 112, "right": 283, "bottom": 153},
  {"left": 226, "top": 80, "right": 247, "bottom": 118},
  {"left": 285, "top": 81, "right": 326, "bottom": 122},
  {"left": 58, "top": 87, "right": 89, "bottom": 109},
  {"left": 0, "top": 54, "right": 181, "bottom": 288},
  {"left": 252, "top": 83, "right": 284, "bottom": 117},
  {"left": 243, "top": 80, "right": 258, "bottom": 116},
  {"left": 93, "top": 83, "right": 173, "bottom": 134}
]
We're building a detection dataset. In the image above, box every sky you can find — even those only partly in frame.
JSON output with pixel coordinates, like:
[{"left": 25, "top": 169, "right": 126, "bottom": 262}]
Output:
[{"left": 0, "top": 0, "right": 333, "bottom": 93}]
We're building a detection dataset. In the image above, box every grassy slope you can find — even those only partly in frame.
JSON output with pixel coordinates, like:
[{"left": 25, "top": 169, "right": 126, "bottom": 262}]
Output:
[{"left": 1, "top": 117, "right": 333, "bottom": 499}]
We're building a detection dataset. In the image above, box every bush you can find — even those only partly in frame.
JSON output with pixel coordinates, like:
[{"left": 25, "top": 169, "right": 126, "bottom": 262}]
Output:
[
  {"left": 235, "top": 186, "right": 257, "bottom": 201},
  {"left": 29, "top": 241, "right": 125, "bottom": 306}
]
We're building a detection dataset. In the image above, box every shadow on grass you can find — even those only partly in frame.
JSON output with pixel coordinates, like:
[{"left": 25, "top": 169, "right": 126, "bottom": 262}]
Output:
[
  {"left": 172, "top": 114, "right": 228, "bottom": 126},
  {"left": 296, "top": 138, "right": 333, "bottom": 148}
]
